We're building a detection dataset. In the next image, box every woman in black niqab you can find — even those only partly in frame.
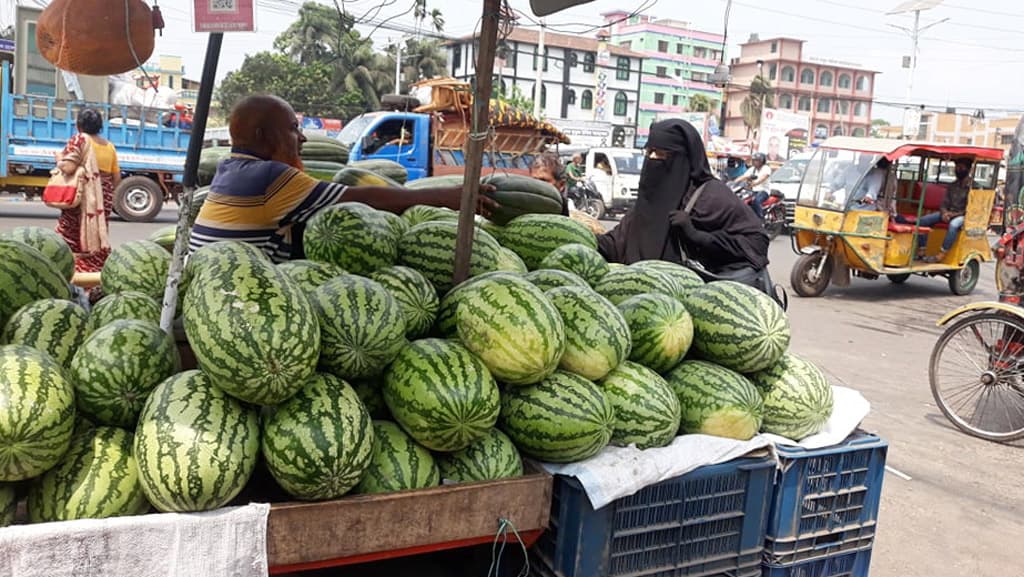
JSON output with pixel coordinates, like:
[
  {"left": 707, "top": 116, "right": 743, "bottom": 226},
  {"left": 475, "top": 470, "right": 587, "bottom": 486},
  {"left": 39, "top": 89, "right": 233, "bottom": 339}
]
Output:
[{"left": 597, "top": 119, "right": 769, "bottom": 276}]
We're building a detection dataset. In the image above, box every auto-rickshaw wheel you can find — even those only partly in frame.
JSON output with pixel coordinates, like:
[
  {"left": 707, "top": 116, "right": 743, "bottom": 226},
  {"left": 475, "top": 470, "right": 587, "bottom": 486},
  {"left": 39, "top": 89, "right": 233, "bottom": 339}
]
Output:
[
  {"left": 929, "top": 311, "right": 1024, "bottom": 442},
  {"left": 948, "top": 259, "right": 981, "bottom": 296},
  {"left": 790, "top": 252, "right": 831, "bottom": 297},
  {"left": 887, "top": 273, "right": 911, "bottom": 284}
]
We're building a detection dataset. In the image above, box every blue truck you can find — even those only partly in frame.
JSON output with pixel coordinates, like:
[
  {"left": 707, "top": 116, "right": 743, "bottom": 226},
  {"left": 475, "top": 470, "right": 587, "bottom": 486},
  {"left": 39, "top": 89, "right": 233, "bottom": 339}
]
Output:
[{"left": 0, "top": 61, "right": 190, "bottom": 222}]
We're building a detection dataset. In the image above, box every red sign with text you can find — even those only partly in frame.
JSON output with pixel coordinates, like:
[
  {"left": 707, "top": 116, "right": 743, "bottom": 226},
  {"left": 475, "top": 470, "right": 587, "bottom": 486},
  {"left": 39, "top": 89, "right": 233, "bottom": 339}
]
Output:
[{"left": 193, "top": 0, "right": 256, "bottom": 33}]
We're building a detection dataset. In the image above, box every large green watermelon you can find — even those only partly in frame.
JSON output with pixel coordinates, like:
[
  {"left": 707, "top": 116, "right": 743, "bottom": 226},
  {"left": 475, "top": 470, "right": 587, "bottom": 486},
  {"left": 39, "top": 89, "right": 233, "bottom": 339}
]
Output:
[
  {"left": 545, "top": 286, "right": 631, "bottom": 381},
  {"left": 101, "top": 240, "right": 171, "bottom": 301},
  {"left": 183, "top": 243, "right": 320, "bottom": 405},
  {"left": 371, "top": 266, "right": 440, "bottom": 339},
  {"left": 499, "top": 371, "right": 614, "bottom": 463},
  {"left": 0, "top": 239, "right": 72, "bottom": 329},
  {"left": 500, "top": 214, "right": 598, "bottom": 270},
  {"left": 665, "top": 360, "right": 764, "bottom": 441},
  {"left": 2, "top": 299, "right": 88, "bottom": 368},
  {"left": 523, "top": 269, "right": 590, "bottom": 292},
  {"left": 86, "top": 291, "right": 162, "bottom": 335},
  {"left": 631, "top": 260, "right": 704, "bottom": 300},
  {"left": 27, "top": 426, "right": 147, "bottom": 522},
  {"left": 380, "top": 210, "right": 409, "bottom": 239},
  {"left": 304, "top": 202, "right": 398, "bottom": 276},
  {"left": 539, "top": 243, "right": 610, "bottom": 287},
  {"left": 435, "top": 428, "right": 523, "bottom": 483},
  {"left": 0, "top": 345, "right": 76, "bottom": 481},
  {"left": 495, "top": 247, "right": 529, "bottom": 274},
  {"left": 0, "top": 483, "right": 14, "bottom": 527},
  {"left": 617, "top": 294, "right": 693, "bottom": 374},
  {"left": 599, "top": 361, "right": 681, "bottom": 449},
  {"left": 0, "top": 226, "right": 75, "bottom": 281},
  {"left": 355, "top": 420, "right": 439, "bottom": 494},
  {"left": 432, "top": 272, "right": 521, "bottom": 338},
  {"left": 69, "top": 320, "right": 180, "bottom": 427},
  {"left": 263, "top": 373, "right": 374, "bottom": 500},
  {"left": 397, "top": 221, "right": 502, "bottom": 295},
  {"left": 593, "top": 266, "right": 683, "bottom": 306},
  {"left": 276, "top": 259, "right": 346, "bottom": 293},
  {"left": 402, "top": 205, "right": 459, "bottom": 228},
  {"left": 311, "top": 275, "right": 407, "bottom": 380},
  {"left": 456, "top": 275, "right": 565, "bottom": 386},
  {"left": 384, "top": 339, "right": 500, "bottom": 452},
  {"left": 684, "top": 281, "right": 790, "bottom": 373},
  {"left": 749, "top": 354, "right": 834, "bottom": 440},
  {"left": 351, "top": 378, "right": 389, "bottom": 419},
  {"left": 134, "top": 370, "right": 260, "bottom": 512},
  {"left": 148, "top": 225, "right": 177, "bottom": 252}
]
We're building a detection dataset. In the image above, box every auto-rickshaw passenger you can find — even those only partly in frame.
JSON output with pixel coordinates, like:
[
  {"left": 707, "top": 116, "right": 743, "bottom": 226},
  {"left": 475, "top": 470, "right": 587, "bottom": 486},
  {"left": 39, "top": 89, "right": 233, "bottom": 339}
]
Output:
[
  {"left": 917, "top": 158, "right": 973, "bottom": 262},
  {"left": 850, "top": 158, "right": 895, "bottom": 209}
]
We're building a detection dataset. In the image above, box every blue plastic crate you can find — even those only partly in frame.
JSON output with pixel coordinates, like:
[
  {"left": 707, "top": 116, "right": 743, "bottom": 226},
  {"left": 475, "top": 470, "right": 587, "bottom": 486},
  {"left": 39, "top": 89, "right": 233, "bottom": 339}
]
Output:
[
  {"left": 764, "top": 432, "right": 887, "bottom": 563},
  {"left": 532, "top": 455, "right": 775, "bottom": 577},
  {"left": 762, "top": 545, "right": 873, "bottom": 577}
]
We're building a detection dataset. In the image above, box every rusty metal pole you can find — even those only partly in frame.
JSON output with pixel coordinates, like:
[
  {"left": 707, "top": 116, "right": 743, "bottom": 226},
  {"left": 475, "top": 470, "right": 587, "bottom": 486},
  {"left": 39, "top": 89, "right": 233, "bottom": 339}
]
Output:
[{"left": 452, "top": 0, "right": 501, "bottom": 284}]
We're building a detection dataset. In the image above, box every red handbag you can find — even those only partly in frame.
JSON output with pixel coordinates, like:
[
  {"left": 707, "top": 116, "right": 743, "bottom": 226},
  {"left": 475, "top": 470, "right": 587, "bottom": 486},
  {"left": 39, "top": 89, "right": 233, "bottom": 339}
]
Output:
[{"left": 42, "top": 167, "right": 83, "bottom": 209}]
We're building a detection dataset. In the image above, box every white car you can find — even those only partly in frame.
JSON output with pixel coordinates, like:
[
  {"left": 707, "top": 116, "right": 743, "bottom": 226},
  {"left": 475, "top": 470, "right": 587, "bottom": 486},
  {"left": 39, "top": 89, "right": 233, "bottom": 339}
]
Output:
[{"left": 769, "top": 152, "right": 814, "bottom": 223}]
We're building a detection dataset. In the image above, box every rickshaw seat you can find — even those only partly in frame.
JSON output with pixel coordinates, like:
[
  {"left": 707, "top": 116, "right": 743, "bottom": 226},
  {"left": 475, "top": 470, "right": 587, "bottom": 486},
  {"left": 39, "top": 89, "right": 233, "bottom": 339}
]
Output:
[
  {"left": 900, "top": 182, "right": 949, "bottom": 225},
  {"left": 888, "top": 222, "right": 930, "bottom": 234}
]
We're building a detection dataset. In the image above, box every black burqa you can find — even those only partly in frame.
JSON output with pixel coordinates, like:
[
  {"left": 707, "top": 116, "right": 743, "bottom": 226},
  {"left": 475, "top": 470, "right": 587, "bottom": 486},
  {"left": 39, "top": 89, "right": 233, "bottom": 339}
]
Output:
[{"left": 597, "top": 119, "right": 769, "bottom": 272}]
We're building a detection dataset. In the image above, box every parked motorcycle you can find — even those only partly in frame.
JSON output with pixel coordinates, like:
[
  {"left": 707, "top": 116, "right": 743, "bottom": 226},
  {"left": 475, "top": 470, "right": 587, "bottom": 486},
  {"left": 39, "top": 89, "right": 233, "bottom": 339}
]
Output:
[
  {"left": 729, "top": 182, "right": 787, "bottom": 240},
  {"left": 567, "top": 179, "right": 606, "bottom": 220}
]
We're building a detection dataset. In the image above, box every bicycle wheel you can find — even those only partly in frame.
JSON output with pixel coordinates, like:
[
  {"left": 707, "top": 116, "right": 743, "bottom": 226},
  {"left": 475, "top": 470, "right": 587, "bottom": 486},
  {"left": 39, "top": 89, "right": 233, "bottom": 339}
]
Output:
[{"left": 929, "top": 312, "right": 1024, "bottom": 442}]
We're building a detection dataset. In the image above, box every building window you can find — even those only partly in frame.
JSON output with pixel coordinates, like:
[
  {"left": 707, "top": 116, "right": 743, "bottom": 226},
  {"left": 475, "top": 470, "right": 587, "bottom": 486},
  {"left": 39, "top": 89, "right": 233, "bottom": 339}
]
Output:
[
  {"left": 771, "top": 41, "right": 778, "bottom": 53},
  {"left": 654, "top": 93, "right": 665, "bottom": 104},
  {"left": 779, "top": 94, "right": 793, "bottom": 109},
  {"left": 533, "top": 46, "right": 549, "bottom": 71},
  {"left": 852, "top": 127, "right": 867, "bottom": 137},
  {"left": 801, "top": 69, "right": 815, "bottom": 85},
  {"left": 1002, "top": 133, "right": 1015, "bottom": 145},
  {"left": 838, "top": 73, "right": 852, "bottom": 89},
  {"left": 567, "top": 89, "right": 576, "bottom": 105},
  {"left": 675, "top": 68, "right": 682, "bottom": 77},
  {"left": 833, "top": 125, "right": 844, "bottom": 136},
  {"left": 691, "top": 71, "right": 709, "bottom": 83},
  {"left": 568, "top": 52, "right": 578, "bottom": 68},
  {"left": 656, "top": 66, "right": 668, "bottom": 77},
  {"left": 673, "top": 94, "right": 681, "bottom": 106},
  {"left": 819, "top": 71, "right": 833, "bottom": 87},
  {"left": 854, "top": 101, "right": 868, "bottom": 116},
  {"left": 658, "top": 40, "right": 669, "bottom": 52},
  {"left": 798, "top": 96, "right": 811, "bottom": 111},
  {"left": 817, "top": 98, "right": 832, "bottom": 113},
  {"left": 769, "top": 64, "right": 777, "bottom": 81},
  {"left": 620, "top": 41, "right": 632, "bottom": 50},
  {"left": 581, "top": 89, "right": 593, "bottom": 110},
  {"left": 583, "top": 52, "right": 595, "bottom": 73},
  {"left": 815, "top": 124, "right": 829, "bottom": 138},
  {"left": 616, "top": 57, "right": 630, "bottom": 80},
  {"left": 709, "top": 50, "right": 721, "bottom": 61},
  {"left": 168, "top": 76, "right": 175, "bottom": 89},
  {"left": 838, "top": 100, "right": 849, "bottom": 114},
  {"left": 694, "top": 47, "right": 709, "bottom": 59},
  {"left": 614, "top": 92, "right": 628, "bottom": 116},
  {"left": 781, "top": 66, "right": 796, "bottom": 82},
  {"left": 856, "top": 75, "right": 869, "bottom": 91},
  {"left": 541, "top": 84, "right": 547, "bottom": 108},
  {"left": 676, "top": 43, "right": 684, "bottom": 54},
  {"left": 452, "top": 45, "right": 462, "bottom": 69}
]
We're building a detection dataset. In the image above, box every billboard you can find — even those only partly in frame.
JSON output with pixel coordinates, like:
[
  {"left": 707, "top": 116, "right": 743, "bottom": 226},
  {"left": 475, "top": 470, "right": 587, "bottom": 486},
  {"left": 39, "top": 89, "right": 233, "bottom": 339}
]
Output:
[
  {"left": 548, "top": 119, "right": 613, "bottom": 148},
  {"left": 759, "top": 108, "right": 811, "bottom": 161}
]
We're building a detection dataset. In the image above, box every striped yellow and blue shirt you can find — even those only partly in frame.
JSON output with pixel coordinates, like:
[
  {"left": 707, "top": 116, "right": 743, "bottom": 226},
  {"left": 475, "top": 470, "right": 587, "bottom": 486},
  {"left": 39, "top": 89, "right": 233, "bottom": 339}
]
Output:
[{"left": 189, "top": 150, "right": 347, "bottom": 262}]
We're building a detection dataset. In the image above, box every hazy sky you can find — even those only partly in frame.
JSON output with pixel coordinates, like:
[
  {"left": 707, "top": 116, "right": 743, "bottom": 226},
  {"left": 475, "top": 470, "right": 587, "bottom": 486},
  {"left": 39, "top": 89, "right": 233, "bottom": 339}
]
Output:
[{"left": 7, "top": 0, "right": 1024, "bottom": 123}]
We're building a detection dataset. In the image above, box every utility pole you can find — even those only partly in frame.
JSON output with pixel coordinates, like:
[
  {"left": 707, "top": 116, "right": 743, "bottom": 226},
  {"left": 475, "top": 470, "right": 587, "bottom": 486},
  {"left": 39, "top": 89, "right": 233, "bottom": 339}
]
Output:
[
  {"left": 534, "top": 19, "right": 545, "bottom": 118},
  {"left": 394, "top": 39, "right": 403, "bottom": 95},
  {"left": 887, "top": 0, "right": 948, "bottom": 137}
]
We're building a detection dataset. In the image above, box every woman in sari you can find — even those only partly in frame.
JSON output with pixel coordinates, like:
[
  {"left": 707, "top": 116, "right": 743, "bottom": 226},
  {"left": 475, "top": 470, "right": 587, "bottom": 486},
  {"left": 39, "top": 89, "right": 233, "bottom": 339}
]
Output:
[{"left": 55, "top": 108, "right": 118, "bottom": 272}]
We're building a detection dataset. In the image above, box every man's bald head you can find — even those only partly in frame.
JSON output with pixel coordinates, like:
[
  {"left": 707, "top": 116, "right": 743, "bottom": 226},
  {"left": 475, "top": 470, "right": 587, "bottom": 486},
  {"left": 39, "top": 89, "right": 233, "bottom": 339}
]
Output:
[{"left": 229, "top": 95, "right": 305, "bottom": 168}]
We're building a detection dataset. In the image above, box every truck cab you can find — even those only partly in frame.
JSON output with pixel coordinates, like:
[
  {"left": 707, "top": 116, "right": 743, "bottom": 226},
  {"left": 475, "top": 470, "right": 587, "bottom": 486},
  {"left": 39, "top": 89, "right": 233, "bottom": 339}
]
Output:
[
  {"left": 584, "top": 147, "right": 643, "bottom": 216},
  {"left": 339, "top": 112, "right": 431, "bottom": 181}
]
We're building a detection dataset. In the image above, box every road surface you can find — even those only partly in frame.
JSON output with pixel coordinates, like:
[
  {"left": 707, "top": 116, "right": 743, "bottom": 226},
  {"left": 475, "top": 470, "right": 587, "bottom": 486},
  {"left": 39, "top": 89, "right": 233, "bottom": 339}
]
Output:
[{"left": 1, "top": 197, "right": 1021, "bottom": 577}]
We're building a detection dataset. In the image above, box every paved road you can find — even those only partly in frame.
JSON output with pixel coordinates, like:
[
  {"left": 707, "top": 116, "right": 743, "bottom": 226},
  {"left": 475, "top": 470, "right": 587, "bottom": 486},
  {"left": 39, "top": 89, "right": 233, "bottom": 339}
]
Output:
[{"left": 1, "top": 197, "right": 1021, "bottom": 577}]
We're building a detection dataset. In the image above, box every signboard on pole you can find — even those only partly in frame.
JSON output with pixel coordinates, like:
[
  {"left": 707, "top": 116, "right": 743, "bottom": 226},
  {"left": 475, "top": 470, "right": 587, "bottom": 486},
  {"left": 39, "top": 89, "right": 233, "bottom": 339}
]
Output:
[
  {"left": 758, "top": 108, "right": 811, "bottom": 161},
  {"left": 548, "top": 119, "right": 613, "bottom": 148},
  {"left": 193, "top": 0, "right": 256, "bottom": 33}
]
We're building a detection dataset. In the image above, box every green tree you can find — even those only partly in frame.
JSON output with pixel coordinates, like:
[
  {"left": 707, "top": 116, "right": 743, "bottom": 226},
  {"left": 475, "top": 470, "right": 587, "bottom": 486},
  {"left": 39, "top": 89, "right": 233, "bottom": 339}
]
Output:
[
  {"left": 871, "top": 118, "right": 891, "bottom": 138},
  {"left": 741, "top": 75, "right": 774, "bottom": 139},
  {"left": 688, "top": 93, "right": 713, "bottom": 113},
  {"left": 0, "top": 26, "right": 12, "bottom": 40},
  {"left": 495, "top": 84, "right": 534, "bottom": 112},
  {"left": 396, "top": 38, "right": 446, "bottom": 93}
]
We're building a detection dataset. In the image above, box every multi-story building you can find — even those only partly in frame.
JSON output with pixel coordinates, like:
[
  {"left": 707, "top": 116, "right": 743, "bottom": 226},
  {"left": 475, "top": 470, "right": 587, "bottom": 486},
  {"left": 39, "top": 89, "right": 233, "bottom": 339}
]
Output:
[
  {"left": 724, "top": 35, "right": 878, "bottom": 142},
  {"left": 913, "top": 111, "right": 1021, "bottom": 156},
  {"left": 603, "top": 11, "right": 725, "bottom": 146},
  {"left": 446, "top": 27, "right": 644, "bottom": 147},
  {"left": 135, "top": 54, "right": 201, "bottom": 107}
]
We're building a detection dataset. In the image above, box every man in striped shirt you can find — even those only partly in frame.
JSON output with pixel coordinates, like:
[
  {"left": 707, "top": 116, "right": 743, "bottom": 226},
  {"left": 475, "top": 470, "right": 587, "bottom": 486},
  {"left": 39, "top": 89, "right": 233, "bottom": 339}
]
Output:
[{"left": 190, "top": 95, "right": 494, "bottom": 262}]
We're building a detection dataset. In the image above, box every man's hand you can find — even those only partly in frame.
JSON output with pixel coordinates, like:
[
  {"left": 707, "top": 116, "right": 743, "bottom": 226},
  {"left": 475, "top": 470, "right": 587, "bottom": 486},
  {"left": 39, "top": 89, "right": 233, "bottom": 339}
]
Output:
[
  {"left": 941, "top": 210, "right": 952, "bottom": 223},
  {"left": 669, "top": 210, "right": 694, "bottom": 232},
  {"left": 437, "top": 184, "right": 499, "bottom": 217}
]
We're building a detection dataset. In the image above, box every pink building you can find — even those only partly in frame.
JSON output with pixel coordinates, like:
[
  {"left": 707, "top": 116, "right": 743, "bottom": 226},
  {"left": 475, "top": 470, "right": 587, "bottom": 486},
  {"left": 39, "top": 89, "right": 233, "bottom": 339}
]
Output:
[{"left": 724, "top": 36, "right": 878, "bottom": 141}]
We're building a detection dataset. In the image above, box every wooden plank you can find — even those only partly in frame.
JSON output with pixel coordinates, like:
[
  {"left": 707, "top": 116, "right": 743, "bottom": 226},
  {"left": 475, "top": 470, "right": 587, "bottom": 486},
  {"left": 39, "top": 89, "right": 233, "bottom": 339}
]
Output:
[{"left": 265, "top": 464, "right": 551, "bottom": 568}]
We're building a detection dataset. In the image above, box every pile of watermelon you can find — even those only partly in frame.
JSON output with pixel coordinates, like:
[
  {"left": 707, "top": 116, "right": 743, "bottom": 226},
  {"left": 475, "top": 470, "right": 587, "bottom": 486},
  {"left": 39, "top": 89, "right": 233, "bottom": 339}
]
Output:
[{"left": 0, "top": 195, "right": 834, "bottom": 525}]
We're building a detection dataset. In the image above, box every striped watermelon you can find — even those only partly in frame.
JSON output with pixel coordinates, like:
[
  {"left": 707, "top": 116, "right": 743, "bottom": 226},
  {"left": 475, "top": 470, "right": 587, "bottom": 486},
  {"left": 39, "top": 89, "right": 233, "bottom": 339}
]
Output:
[
  {"left": 383, "top": 339, "right": 500, "bottom": 452},
  {"left": 355, "top": 420, "right": 440, "bottom": 494},
  {"left": 27, "top": 426, "right": 148, "bottom": 522},
  {"left": 0, "top": 226, "right": 75, "bottom": 281},
  {"left": 183, "top": 244, "right": 320, "bottom": 405},
  {"left": 0, "top": 483, "right": 14, "bottom": 527},
  {"left": 631, "top": 260, "right": 704, "bottom": 298},
  {"left": 304, "top": 202, "right": 398, "bottom": 276},
  {"left": 665, "top": 360, "right": 764, "bottom": 441},
  {"left": 148, "top": 225, "right": 176, "bottom": 252},
  {"left": 0, "top": 239, "right": 72, "bottom": 329},
  {"left": 311, "top": 275, "right": 407, "bottom": 379},
  {"left": 380, "top": 210, "right": 409, "bottom": 239},
  {"left": 593, "top": 266, "right": 682, "bottom": 306},
  {"left": 433, "top": 272, "right": 522, "bottom": 338},
  {"left": 402, "top": 205, "right": 459, "bottom": 227},
  {"left": 539, "top": 243, "right": 610, "bottom": 287},
  {"left": 496, "top": 247, "right": 529, "bottom": 273},
  {"left": 371, "top": 266, "right": 440, "bottom": 338},
  {"left": 456, "top": 276, "right": 566, "bottom": 386},
  {"left": 69, "top": 320, "right": 180, "bottom": 427},
  {"left": 684, "top": 281, "right": 790, "bottom": 373},
  {"left": 276, "top": 259, "right": 346, "bottom": 293},
  {"left": 398, "top": 221, "right": 502, "bottom": 295},
  {"left": 435, "top": 428, "right": 523, "bottom": 483},
  {"left": 617, "top": 294, "right": 693, "bottom": 374},
  {"left": 87, "top": 291, "right": 161, "bottom": 335},
  {"left": 599, "top": 361, "right": 681, "bottom": 449},
  {"left": 500, "top": 214, "right": 598, "bottom": 270},
  {"left": 499, "top": 370, "right": 614, "bottom": 463},
  {"left": 101, "top": 240, "right": 171, "bottom": 301},
  {"left": 478, "top": 220, "right": 506, "bottom": 244},
  {"left": 134, "top": 370, "right": 260, "bottom": 512},
  {"left": 263, "top": 373, "right": 374, "bottom": 500},
  {"left": 545, "top": 286, "right": 631, "bottom": 381},
  {"left": 0, "top": 345, "right": 76, "bottom": 481},
  {"left": 2, "top": 299, "right": 87, "bottom": 368},
  {"left": 749, "top": 354, "right": 834, "bottom": 440},
  {"left": 351, "top": 378, "right": 390, "bottom": 419},
  {"left": 523, "top": 269, "right": 589, "bottom": 292}
]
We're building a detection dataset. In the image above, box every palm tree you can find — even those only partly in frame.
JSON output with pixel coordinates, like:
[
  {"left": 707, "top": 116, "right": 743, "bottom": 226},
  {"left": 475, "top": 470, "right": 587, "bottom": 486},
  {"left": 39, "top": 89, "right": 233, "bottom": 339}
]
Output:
[
  {"left": 398, "top": 38, "right": 446, "bottom": 92},
  {"left": 273, "top": 2, "right": 352, "bottom": 65},
  {"left": 688, "top": 93, "right": 713, "bottom": 113},
  {"left": 344, "top": 41, "right": 396, "bottom": 111},
  {"left": 740, "top": 75, "right": 774, "bottom": 140}
]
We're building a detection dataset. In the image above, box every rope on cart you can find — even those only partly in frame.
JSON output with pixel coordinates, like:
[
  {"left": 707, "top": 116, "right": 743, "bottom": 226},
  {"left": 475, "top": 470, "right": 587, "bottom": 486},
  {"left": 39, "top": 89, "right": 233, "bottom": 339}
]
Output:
[{"left": 487, "top": 517, "right": 529, "bottom": 577}]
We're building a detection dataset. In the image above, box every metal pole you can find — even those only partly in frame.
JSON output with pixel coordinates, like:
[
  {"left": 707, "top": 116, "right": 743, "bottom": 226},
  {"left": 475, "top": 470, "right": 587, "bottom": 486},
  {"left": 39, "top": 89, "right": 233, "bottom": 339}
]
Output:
[
  {"left": 906, "top": 9, "right": 920, "bottom": 105},
  {"left": 452, "top": 0, "right": 501, "bottom": 284},
  {"left": 159, "top": 32, "right": 223, "bottom": 333},
  {"left": 394, "top": 39, "right": 402, "bottom": 95},
  {"left": 534, "top": 20, "right": 545, "bottom": 119}
]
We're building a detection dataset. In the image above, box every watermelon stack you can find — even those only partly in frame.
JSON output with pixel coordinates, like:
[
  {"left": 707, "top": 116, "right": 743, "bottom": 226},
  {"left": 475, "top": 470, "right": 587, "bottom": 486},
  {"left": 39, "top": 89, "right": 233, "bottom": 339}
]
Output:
[
  {"left": 355, "top": 421, "right": 439, "bottom": 494},
  {"left": 101, "top": 240, "right": 172, "bottom": 301}
]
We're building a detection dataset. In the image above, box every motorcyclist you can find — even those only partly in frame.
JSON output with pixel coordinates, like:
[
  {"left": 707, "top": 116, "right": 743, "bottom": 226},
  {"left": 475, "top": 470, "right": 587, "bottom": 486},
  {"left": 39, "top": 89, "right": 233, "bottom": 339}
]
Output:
[{"left": 731, "top": 152, "right": 772, "bottom": 218}]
